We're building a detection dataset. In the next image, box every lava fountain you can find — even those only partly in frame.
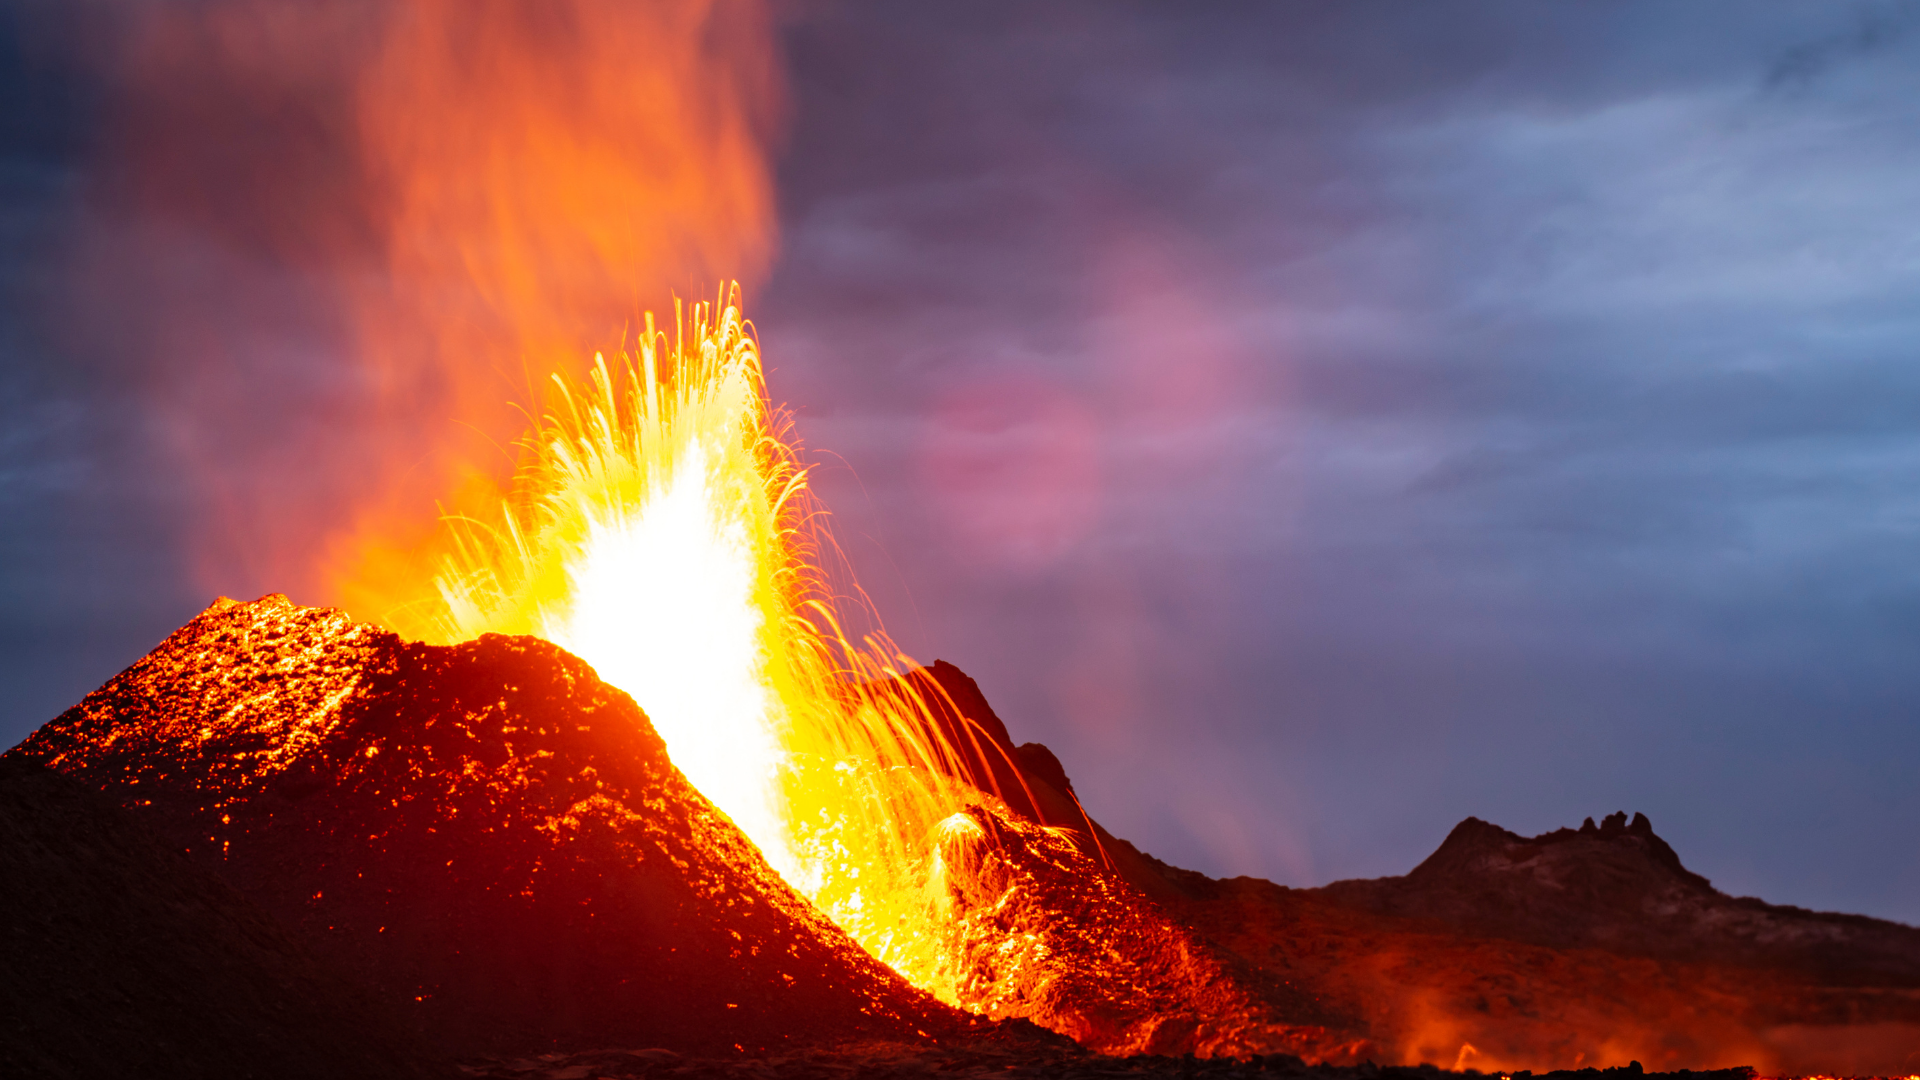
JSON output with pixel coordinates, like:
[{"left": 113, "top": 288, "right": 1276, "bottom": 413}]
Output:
[{"left": 396, "top": 284, "right": 1022, "bottom": 999}]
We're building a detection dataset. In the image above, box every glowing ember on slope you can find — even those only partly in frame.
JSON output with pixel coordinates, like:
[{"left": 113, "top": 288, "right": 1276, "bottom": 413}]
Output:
[{"left": 416, "top": 285, "right": 1000, "bottom": 993}]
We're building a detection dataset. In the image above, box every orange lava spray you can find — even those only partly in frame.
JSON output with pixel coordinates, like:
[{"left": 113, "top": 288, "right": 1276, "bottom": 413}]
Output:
[{"left": 412, "top": 284, "right": 1005, "bottom": 997}]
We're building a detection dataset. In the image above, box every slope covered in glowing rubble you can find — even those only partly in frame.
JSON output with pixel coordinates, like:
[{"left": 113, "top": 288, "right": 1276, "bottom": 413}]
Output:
[{"left": 7, "top": 594, "right": 970, "bottom": 1057}]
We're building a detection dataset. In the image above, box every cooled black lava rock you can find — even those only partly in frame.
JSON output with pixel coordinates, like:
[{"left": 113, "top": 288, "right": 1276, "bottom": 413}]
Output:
[{"left": 0, "top": 754, "right": 435, "bottom": 1080}]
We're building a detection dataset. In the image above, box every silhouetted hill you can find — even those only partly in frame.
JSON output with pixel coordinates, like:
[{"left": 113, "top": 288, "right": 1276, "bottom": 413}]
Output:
[{"left": 1316, "top": 812, "right": 1920, "bottom": 985}]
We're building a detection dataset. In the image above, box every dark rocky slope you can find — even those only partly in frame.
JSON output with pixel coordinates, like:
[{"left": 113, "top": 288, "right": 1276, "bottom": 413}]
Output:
[
  {"left": 1152, "top": 826, "right": 1920, "bottom": 1074},
  {"left": 0, "top": 754, "right": 436, "bottom": 1080}
]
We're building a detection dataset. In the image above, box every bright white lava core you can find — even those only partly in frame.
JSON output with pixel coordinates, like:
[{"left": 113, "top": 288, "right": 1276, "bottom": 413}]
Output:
[{"left": 543, "top": 442, "right": 793, "bottom": 877}]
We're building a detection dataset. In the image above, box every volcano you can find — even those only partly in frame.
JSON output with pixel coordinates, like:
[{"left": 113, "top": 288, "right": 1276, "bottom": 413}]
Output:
[
  {"left": 6, "top": 595, "right": 966, "bottom": 1057},
  {"left": 7, "top": 595, "right": 1919, "bottom": 1075},
  {"left": 2, "top": 594, "right": 1353, "bottom": 1063}
]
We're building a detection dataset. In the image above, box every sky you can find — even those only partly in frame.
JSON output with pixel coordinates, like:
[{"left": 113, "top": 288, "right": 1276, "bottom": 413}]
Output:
[{"left": 3, "top": 2, "right": 1919, "bottom": 924}]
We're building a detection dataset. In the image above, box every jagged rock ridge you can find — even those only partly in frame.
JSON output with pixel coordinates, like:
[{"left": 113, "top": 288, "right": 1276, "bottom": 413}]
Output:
[
  {"left": 1316, "top": 811, "right": 1920, "bottom": 984},
  {"left": 1158, "top": 816, "right": 1920, "bottom": 1075}
]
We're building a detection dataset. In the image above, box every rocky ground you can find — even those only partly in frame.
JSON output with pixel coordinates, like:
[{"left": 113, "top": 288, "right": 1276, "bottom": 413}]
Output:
[
  {"left": 1154, "top": 824, "right": 1920, "bottom": 1074},
  {"left": 0, "top": 755, "right": 436, "bottom": 1080},
  {"left": 450, "top": 1043, "right": 1757, "bottom": 1080}
]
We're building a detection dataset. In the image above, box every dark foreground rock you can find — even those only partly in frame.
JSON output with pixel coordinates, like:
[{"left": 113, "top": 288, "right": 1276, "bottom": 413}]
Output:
[
  {"left": 6, "top": 595, "right": 967, "bottom": 1058},
  {"left": 0, "top": 754, "right": 436, "bottom": 1080},
  {"left": 450, "top": 1042, "right": 1758, "bottom": 1080}
]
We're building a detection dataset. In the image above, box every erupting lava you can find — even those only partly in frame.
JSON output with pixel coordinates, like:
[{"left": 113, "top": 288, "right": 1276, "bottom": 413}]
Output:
[
  {"left": 390, "top": 285, "right": 1021, "bottom": 1000},
  {"left": 23, "top": 3, "right": 1920, "bottom": 1072}
]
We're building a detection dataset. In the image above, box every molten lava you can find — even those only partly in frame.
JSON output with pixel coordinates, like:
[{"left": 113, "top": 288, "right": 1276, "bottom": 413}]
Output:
[{"left": 390, "top": 286, "right": 1021, "bottom": 1000}]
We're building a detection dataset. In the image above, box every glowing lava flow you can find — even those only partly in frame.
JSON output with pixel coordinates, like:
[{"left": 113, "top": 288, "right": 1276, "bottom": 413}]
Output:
[{"left": 427, "top": 286, "right": 992, "bottom": 995}]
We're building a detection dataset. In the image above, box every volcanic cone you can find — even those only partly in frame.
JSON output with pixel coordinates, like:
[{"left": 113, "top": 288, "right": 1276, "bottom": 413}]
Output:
[{"left": 7, "top": 594, "right": 968, "bottom": 1056}]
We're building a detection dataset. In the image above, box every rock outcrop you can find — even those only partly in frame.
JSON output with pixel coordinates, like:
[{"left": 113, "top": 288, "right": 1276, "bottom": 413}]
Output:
[
  {"left": 1316, "top": 812, "right": 1920, "bottom": 985},
  {"left": 926, "top": 803, "right": 1365, "bottom": 1061},
  {"left": 883, "top": 663, "right": 1373, "bottom": 1060}
]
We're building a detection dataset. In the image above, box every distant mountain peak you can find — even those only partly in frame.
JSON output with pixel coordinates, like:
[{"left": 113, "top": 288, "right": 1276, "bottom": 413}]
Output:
[
  {"left": 1319, "top": 812, "right": 1920, "bottom": 985},
  {"left": 1408, "top": 811, "right": 1710, "bottom": 897}
]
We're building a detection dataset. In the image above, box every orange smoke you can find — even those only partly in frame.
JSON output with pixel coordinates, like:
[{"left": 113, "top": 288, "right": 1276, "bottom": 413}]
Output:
[
  {"left": 96, "top": 0, "right": 783, "bottom": 614},
  {"left": 338, "top": 0, "right": 783, "bottom": 621}
]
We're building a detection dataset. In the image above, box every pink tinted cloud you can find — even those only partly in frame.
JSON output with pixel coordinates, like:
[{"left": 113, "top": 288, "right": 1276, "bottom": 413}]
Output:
[{"left": 918, "top": 372, "right": 1103, "bottom": 575}]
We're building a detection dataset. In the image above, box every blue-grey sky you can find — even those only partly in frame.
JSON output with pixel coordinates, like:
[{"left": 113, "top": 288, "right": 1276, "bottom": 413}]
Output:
[{"left": 4, "top": 2, "right": 1918, "bottom": 924}]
